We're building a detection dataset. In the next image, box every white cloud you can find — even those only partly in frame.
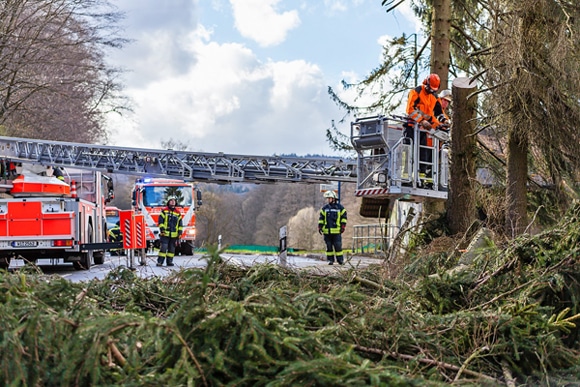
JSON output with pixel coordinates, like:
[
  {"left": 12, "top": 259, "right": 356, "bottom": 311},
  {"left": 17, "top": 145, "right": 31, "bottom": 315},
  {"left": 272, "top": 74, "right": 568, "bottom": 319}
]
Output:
[
  {"left": 105, "top": 0, "right": 413, "bottom": 156},
  {"left": 109, "top": 25, "right": 340, "bottom": 156},
  {"left": 230, "top": 0, "right": 301, "bottom": 47},
  {"left": 323, "top": 0, "right": 348, "bottom": 12}
]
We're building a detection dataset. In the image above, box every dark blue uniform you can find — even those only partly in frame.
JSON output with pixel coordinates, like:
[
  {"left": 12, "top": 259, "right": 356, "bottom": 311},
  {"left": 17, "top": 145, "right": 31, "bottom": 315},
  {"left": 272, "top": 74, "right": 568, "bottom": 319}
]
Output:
[{"left": 318, "top": 201, "right": 347, "bottom": 265}]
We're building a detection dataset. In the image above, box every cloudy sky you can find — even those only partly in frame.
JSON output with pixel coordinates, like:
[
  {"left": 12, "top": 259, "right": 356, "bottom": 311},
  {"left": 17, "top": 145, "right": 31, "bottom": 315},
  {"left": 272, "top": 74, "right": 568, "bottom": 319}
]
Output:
[{"left": 105, "top": 0, "right": 421, "bottom": 157}]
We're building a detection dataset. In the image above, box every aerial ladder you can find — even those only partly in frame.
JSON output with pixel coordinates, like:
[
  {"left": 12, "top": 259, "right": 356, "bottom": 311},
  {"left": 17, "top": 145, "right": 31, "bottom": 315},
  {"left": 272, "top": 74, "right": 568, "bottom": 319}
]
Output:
[
  {"left": 0, "top": 136, "right": 357, "bottom": 184},
  {"left": 0, "top": 118, "right": 448, "bottom": 193}
]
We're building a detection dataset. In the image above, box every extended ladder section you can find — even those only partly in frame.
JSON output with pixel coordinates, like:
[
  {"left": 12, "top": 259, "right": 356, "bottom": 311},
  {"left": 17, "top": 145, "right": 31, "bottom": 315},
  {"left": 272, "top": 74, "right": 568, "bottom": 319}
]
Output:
[
  {"left": 0, "top": 136, "right": 357, "bottom": 185},
  {"left": 350, "top": 115, "right": 449, "bottom": 201}
]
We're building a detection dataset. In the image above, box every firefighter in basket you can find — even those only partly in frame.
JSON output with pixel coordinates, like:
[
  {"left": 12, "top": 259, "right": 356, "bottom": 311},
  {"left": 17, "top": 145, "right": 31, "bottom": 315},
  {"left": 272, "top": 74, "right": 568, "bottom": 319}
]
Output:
[
  {"left": 404, "top": 74, "right": 450, "bottom": 185},
  {"left": 432, "top": 89, "right": 453, "bottom": 142},
  {"left": 157, "top": 196, "right": 183, "bottom": 267}
]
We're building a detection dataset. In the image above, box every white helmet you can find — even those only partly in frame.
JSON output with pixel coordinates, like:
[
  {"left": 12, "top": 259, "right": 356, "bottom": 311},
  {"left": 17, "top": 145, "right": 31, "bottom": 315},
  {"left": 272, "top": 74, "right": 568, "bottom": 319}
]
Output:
[
  {"left": 323, "top": 190, "right": 337, "bottom": 199},
  {"left": 439, "top": 89, "right": 452, "bottom": 102}
]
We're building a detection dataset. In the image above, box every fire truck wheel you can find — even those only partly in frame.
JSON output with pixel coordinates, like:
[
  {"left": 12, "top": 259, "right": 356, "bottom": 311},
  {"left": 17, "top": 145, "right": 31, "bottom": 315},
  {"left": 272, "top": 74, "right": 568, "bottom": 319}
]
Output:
[
  {"left": 74, "top": 225, "right": 94, "bottom": 270},
  {"left": 74, "top": 250, "right": 92, "bottom": 270},
  {"left": 93, "top": 251, "right": 105, "bottom": 265},
  {"left": 180, "top": 241, "right": 193, "bottom": 256}
]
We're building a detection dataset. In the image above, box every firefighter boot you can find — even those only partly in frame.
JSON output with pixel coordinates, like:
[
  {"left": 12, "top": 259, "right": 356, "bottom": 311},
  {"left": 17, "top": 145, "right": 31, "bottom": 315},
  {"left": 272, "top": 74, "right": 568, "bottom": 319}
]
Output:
[
  {"left": 166, "top": 258, "right": 174, "bottom": 267},
  {"left": 157, "top": 257, "right": 164, "bottom": 267}
]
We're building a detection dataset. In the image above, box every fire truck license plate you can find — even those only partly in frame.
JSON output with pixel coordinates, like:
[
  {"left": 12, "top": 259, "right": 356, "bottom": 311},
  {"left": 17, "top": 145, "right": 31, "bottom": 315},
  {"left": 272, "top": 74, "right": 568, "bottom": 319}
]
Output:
[{"left": 12, "top": 241, "right": 38, "bottom": 248}]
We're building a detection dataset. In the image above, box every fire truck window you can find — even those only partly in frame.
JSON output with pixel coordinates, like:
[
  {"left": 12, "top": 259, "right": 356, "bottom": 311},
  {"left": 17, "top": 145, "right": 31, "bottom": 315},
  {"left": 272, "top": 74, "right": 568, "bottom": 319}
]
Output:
[
  {"left": 143, "top": 187, "right": 163, "bottom": 206},
  {"left": 176, "top": 188, "right": 193, "bottom": 206},
  {"left": 106, "top": 210, "right": 120, "bottom": 229},
  {"left": 143, "top": 186, "right": 193, "bottom": 207}
]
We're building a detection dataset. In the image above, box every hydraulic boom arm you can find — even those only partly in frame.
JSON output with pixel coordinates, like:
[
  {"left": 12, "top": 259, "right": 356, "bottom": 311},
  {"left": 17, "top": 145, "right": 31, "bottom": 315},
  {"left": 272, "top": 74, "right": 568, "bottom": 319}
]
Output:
[{"left": 0, "top": 136, "right": 357, "bottom": 184}]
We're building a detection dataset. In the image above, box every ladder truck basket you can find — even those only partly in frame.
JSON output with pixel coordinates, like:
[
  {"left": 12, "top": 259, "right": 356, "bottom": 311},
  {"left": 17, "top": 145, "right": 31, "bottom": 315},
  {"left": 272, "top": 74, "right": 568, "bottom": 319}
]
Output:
[{"left": 350, "top": 114, "right": 449, "bottom": 202}]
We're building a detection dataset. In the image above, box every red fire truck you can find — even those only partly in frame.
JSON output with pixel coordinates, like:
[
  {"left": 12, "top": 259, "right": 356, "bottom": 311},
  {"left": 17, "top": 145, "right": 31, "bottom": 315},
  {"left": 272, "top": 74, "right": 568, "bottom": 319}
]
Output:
[
  {"left": 132, "top": 178, "right": 202, "bottom": 255},
  {"left": 0, "top": 165, "right": 114, "bottom": 270}
]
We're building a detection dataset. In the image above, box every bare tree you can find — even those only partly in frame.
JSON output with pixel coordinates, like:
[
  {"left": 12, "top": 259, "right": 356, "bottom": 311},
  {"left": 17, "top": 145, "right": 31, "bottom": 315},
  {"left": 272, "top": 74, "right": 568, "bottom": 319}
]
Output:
[
  {"left": 195, "top": 191, "right": 244, "bottom": 246},
  {"left": 254, "top": 185, "right": 286, "bottom": 245},
  {"left": 161, "top": 138, "right": 190, "bottom": 151},
  {"left": 0, "top": 0, "right": 129, "bottom": 143}
]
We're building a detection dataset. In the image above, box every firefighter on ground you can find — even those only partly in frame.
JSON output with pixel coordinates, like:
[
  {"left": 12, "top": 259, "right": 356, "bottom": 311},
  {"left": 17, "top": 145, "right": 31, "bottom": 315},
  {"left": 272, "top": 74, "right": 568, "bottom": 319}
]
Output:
[
  {"left": 108, "top": 221, "right": 123, "bottom": 256},
  {"left": 157, "top": 196, "right": 183, "bottom": 267},
  {"left": 404, "top": 74, "right": 449, "bottom": 183},
  {"left": 318, "top": 190, "right": 347, "bottom": 265}
]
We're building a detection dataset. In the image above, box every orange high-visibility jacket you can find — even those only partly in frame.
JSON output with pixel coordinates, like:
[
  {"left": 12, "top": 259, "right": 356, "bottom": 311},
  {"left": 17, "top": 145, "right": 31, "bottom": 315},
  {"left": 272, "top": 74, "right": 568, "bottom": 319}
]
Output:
[{"left": 406, "top": 85, "right": 444, "bottom": 127}]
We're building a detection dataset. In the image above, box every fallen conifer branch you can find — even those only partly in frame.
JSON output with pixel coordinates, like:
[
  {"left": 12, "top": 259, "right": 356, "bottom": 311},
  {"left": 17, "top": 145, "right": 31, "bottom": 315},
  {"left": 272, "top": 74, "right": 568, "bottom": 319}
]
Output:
[
  {"left": 169, "top": 326, "right": 208, "bottom": 387},
  {"left": 349, "top": 273, "right": 383, "bottom": 290},
  {"left": 453, "top": 345, "right": 490, "bottom": 382},
  {"left": 467, "top": 280, "right": 535, "bottom": 311},
  {"left": 501, "top": 359, "right": 516, "bottom": 387},
  {"left": 107, "top": 340, "right": 126, "bottom": 367},
  {"left": 353, "top": 344, "right": 499, "bottom": 383}
]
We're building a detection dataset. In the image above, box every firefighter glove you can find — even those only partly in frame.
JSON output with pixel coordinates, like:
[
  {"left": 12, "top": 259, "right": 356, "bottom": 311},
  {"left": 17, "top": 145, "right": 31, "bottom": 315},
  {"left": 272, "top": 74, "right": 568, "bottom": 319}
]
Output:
[
  {"left": 420, "top": 120, "right": 432, "bottom": 129},
  {"left": 318, "top": 226, "right": 323, "bottom": 235},
  {"left": 340, "top": 225, "right": 346, "bottom": 234}
]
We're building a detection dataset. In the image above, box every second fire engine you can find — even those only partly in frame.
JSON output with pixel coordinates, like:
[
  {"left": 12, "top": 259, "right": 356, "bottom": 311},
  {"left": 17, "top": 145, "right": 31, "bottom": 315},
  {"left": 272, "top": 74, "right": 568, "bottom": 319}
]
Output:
[{"left": 131, "top": 178, "right": 202, "bottom": 255}]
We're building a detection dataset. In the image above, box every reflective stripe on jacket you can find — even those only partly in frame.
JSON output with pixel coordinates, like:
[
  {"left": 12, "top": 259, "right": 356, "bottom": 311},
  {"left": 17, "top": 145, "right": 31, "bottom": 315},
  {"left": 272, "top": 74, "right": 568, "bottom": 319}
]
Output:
[
  {"left": 319, "top": 202, "right": 347, "bottom": 234},
  {"left": 158, "top": 207, "right": 183, "bottom": 238},
  {"left": 108, "top": 226, "right": 122, "bottom": 243}
]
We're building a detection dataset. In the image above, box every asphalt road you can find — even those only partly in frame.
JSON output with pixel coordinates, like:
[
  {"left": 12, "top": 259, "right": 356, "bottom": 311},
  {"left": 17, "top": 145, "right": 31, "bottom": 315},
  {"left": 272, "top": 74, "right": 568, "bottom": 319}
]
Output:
[{"left": 8, "top": 252, "right": 383, "bottom": 283}]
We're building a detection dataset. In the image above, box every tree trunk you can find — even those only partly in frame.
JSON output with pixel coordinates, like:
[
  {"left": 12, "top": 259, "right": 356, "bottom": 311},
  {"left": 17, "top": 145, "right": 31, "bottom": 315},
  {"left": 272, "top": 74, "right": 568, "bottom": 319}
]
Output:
[
  {"left": 505, "top": 127, "right": 528, "bottom": 236},
  {"left": 423, "top": 0, "right": 452, "bottom": 220},
  {"left": 430, "top": 0, "right": 452, "bottom": 89},
  {"left": 447, "top": 77, "right": 477, "bottom": 235}
]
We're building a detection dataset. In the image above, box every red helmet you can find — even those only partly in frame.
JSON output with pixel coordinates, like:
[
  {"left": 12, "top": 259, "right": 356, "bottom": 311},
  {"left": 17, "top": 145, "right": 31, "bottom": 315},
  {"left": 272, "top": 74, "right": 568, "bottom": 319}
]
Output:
[{"left": 423, "top": 74, "right": 441, "bottom": 92}]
